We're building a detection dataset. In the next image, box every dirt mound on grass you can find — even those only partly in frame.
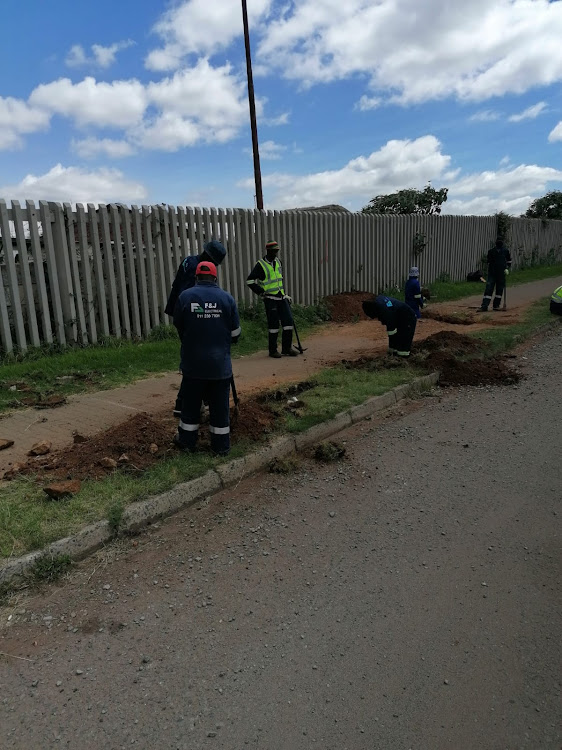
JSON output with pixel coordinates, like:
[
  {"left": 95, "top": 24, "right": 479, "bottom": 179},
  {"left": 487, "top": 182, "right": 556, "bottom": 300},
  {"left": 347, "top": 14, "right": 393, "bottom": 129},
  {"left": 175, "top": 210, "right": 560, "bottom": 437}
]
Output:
[
  {"left": 324, "top": 291, "right": 374, "bottom": 323},
  {"left": 423, "top": 309, "right": 475, "bottom": 325},
  {"left": 5, "top": 399, "right": 277, "bottom": 482},
  {"left": 414, "top": 330, "right": 483, "bottom": 357},
  {"left": 427, "top": 353, "right": 520, "bottom": 387}
]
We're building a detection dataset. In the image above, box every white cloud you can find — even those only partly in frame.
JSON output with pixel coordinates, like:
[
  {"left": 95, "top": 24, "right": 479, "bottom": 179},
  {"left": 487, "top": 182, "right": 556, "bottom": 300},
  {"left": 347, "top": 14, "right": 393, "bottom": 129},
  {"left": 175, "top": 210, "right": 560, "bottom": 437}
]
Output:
[
  {"left": 449, "top": 164, "right": 562, "bottom": 198},
  {"left": 508, "top": 101, "right": 547, "bottom": 122},
  {"left": 30, "top": 77, "right": 147, "bottom": 129},
  {"left": 469, "top": 110, "right": 500, "bottom": 123},
  {"left": 444, "top": 194, "right": 536, "bottom": 216},
  {"left": 245, "top": 140, "right": 287, "bottom": 160},
  {"left": 237, "top": 134, "right": 562, "bottom": 216},
  {"left": 0, "top": 164, "right": 147, "bottom": 205},
  {"left": 0, "top": 96, "right": 51, "bottom": 150},
  {"left": 71, "top": 137, "right": 135, "bottom": 159},
  {"left": 65, "top": 45, "right": 88, "bottom": 68},
  {"left": 257, "top": 0, "right": 562, "bottom": 104},
  {"left": 262, "top": 112, "right": 290, "bottom": 126},
  {"left": 145, "top": 0, "right": 272, "bottom": 71},
  {"left": 22, "top": 59, "right": 250, "bottom": 151},
  {"left": 241, "top": 135, "right": 451, "bottom": 208},
  {"left": 66, "top": 40, "right": 134, "bottom": 69},
  {"left": 548, "top": 120, "right": 562, "bottom": 143},
  {"left": 143, "top": 60, "right": 249, "bottom": 145},
  {"left": 133, "top": 112, "right": 201, "bottom": 151},
  {"left": 356, "top": 95, "right": 382, "bottom": 111}
]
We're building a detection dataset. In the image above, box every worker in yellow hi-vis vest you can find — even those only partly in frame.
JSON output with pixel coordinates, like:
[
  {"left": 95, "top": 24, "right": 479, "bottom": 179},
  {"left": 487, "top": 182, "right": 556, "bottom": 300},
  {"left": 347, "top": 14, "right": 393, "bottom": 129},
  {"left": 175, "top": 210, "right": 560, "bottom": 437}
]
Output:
[
  {"left": 551, "top": 285, "right": 562, "bottom": 316},
  {"left": 246, "top": 240, "right": 298, "bottom": 358}
]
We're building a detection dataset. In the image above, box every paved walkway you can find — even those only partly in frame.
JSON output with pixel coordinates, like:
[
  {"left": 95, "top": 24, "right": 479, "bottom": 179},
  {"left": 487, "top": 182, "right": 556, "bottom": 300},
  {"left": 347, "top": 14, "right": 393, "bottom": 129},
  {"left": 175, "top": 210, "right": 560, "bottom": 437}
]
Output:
[{"left": 0, "top": 276, "right": 560, "bottom": 474}]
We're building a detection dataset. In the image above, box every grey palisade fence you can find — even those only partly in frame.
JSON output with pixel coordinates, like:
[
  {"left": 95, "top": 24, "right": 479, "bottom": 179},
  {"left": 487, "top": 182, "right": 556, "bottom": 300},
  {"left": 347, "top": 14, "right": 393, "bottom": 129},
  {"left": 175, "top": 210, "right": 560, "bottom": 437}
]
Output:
[{"left": 0, "top": 199, "right": 561, "bottom": 353}]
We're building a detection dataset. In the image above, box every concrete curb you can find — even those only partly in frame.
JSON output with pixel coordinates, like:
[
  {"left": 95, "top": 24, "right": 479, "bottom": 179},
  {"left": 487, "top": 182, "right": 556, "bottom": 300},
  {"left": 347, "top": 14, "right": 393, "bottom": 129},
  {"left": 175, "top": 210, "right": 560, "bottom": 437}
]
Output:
[{"left": 0, "top": 372, "right": 439, "bottom": 588}]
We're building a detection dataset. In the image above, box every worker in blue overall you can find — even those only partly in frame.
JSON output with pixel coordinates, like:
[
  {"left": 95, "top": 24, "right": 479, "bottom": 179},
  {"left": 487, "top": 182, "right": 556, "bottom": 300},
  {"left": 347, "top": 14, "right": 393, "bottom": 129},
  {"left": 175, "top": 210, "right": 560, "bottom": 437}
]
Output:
[
  {"left": 404, "top": 266, "right": 425, "bottom": 320},
  {"left": 477, "top": 238, "right": 512, "bottom": 311},
  {"left": 246, "top": 240, "right": 298, "bottom": 358},
  {"left": 166, "top": 240, "right": 227, "bottom": 416},
  {"left": 172, "top": 261, "right": 241, "bottom": 456},
  {"left": 362, "top": 295, "right": 417, "bottom": 357}
]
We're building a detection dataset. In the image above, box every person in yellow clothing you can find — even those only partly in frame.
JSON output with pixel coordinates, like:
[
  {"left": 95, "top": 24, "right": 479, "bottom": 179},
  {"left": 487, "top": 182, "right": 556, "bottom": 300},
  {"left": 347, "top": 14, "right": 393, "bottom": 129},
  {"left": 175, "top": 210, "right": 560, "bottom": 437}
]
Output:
[
  {"left": 551, "top": 285, "right": 562, "bottom": 316},
  {"left": 246, "top": 240, "right": 298, "bottom": 358}
]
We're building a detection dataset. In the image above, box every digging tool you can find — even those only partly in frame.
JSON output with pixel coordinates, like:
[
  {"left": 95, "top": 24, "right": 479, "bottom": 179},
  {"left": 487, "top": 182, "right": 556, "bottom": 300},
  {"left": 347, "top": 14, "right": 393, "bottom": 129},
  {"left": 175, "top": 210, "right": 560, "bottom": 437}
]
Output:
[
  {"left": 292, "top": 319, "right": 307, "bottom": 354},
  {"left": 230, "top": 375, "right": 240, "bottom": 417},
  {"left": 503, "top": 274, "right": 508, "bottom": 311},
  {"left": 286, "top": 299, "right": 307, "bottom": 353}
]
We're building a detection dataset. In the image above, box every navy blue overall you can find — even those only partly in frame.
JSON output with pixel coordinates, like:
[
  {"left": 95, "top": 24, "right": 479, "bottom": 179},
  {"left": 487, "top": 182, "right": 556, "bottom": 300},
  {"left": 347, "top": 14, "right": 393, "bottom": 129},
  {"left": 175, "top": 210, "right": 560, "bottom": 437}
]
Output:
[
  {"left": 173, "top": 280, "right": 241, "bottom": 455},
  {"left": 405, "top": 277, "right": 423, "bottom": 318},
  {"left": 362, "top": 295, "right": 417, "bottom": 356}
]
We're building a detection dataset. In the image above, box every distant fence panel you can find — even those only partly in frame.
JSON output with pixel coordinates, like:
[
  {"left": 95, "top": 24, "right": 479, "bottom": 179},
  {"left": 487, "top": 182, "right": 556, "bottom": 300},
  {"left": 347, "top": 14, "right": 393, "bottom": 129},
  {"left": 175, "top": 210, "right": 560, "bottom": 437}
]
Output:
[{"left": 1, "top": 198, "right": 562, "bottom": 353}]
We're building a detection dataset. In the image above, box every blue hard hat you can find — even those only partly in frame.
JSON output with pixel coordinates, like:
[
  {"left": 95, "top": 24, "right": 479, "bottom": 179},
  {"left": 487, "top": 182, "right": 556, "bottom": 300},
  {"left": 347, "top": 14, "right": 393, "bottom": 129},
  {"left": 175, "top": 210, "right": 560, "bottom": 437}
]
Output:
[{"left": 204, "top": 240, "right": 227, "bottom": 265}]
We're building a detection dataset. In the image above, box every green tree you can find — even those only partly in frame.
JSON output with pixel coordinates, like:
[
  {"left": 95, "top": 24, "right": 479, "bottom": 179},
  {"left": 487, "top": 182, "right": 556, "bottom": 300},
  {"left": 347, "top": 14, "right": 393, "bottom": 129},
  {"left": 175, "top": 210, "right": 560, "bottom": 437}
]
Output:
[
  {"left": 524, "top": 190, "right": 562, "bottom": 220},
  {"left": 362, "top": 184, "right": 448, "bottom": 215}
]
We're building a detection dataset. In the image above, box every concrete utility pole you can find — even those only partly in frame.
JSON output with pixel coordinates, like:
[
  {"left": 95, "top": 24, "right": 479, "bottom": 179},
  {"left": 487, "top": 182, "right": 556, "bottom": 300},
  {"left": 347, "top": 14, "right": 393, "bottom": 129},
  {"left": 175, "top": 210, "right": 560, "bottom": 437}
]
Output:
[{"left": 241, "top": 0, "right": 264, "bottom": 210}]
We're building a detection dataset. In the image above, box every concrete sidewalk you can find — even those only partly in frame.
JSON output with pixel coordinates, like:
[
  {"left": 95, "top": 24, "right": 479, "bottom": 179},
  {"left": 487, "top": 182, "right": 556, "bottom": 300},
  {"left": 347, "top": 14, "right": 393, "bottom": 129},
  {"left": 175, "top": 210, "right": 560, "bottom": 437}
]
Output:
[{"left": 1, "top": 275, "right": 559, "bottom": 474}]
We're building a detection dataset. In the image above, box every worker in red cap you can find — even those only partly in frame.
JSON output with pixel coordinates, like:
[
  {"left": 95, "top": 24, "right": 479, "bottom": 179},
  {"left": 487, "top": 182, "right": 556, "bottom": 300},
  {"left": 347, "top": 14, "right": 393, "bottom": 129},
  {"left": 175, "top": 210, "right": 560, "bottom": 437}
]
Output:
[
  {"left": 166, "top": 240, "right": 228, "bottom": 417},
  {"left": 172, "top": 260, "right": 241, "bottom": 456},
  {"left": 246, "top": 239, "right": 298, "bottom": 358}
]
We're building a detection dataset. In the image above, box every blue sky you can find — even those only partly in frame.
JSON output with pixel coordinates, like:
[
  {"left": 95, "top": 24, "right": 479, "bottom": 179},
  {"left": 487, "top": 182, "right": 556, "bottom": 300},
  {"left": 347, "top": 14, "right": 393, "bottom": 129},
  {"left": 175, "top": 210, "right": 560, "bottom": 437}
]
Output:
[{"left": 0, "top": 0, "right": 561, "bottom": 215}]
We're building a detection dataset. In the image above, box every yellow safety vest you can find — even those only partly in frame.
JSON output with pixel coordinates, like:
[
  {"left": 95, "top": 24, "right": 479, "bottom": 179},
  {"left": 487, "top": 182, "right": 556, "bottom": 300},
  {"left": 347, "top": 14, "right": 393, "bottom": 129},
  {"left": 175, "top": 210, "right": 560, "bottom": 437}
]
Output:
[
  {"left": 551, "top": 285, "right": 562, "bottom": 303},
  {"left": 257, "top": 258, "right": 285, "bottom": 296}
]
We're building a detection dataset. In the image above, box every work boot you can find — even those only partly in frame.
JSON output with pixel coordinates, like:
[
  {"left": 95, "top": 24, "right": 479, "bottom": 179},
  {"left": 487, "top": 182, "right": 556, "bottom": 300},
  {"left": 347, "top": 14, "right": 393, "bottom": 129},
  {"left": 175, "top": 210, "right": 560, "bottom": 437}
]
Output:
[
  {"left": 476, "top": 306, "right": 488, "bottom": 312},
  {"left": 268, "top": 331, "right": 280, "bottom": 358},
  {"left": 173, "top": 434, "right": 195, "bottom": 453},
  {"left": 281, "top": 329, "right": 297, "bottom": 356}
]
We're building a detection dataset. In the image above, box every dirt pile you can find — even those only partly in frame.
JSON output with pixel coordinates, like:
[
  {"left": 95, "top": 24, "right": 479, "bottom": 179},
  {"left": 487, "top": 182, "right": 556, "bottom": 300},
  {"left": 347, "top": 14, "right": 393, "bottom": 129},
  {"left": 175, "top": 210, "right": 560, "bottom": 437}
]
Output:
[
  {"left": 5, "top": 399, "right": 277, "bottom": 482},
  {"left": 415, "top": 331, "right": 520, "bottom": 387},
  {"left": 414, "top": 330, "right": 482, "bottom": 357},
  {"left": 323, "top": 291, "right": 374, "bottom": 323},
  {"left": 423, "top": 309, "right": 475, "bottom": 325}
]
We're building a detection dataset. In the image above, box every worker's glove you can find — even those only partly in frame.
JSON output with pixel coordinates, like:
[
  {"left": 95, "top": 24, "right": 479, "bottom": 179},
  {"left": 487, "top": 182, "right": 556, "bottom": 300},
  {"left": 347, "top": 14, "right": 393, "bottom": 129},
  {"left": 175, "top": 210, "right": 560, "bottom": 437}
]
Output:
[
  {"left": 504, "top": 268, "right": 510, "bottom": 276},
  {"left": 284, "top": 295, "right": 293, "bottom": 304}
]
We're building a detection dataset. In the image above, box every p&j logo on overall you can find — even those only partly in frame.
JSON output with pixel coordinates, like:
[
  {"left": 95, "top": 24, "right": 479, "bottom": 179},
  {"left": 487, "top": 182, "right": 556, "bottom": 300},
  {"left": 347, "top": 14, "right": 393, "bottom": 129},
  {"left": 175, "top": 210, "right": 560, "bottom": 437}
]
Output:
[{"left": 191, "top": 302, "right": 223, "bottom": 318}]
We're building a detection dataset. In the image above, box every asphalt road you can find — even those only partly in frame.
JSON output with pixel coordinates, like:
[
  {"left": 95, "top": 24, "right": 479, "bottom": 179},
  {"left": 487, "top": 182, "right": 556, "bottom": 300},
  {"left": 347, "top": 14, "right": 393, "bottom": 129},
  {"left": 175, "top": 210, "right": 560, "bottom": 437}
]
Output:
[{"left": 1, "top": 330, "right": 560, "bottom": 750}]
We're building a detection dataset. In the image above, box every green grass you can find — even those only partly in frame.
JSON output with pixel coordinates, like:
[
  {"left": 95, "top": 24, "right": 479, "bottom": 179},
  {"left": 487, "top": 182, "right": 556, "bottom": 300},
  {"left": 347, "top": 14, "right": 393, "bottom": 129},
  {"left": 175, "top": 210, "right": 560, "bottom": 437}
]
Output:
[
  {"left": 0, "top": 444, "right": 249, "bottom": 559},
  {"left": 427, "top": 263, "right": 562, "bottom": 303},
  {"left": 471, "top": 298, "right": 560, "bottom": 353},
  {"left": 0, "top": 303, "right": 329, "bottom": 414},
  {"left": 282, "top": 364, "right": 421, "bottom": 433}
]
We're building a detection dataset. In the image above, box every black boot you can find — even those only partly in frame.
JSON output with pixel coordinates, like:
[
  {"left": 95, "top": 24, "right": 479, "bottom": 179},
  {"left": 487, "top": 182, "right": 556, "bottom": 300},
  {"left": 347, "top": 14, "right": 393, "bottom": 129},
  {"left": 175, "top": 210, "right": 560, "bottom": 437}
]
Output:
[
  {"left": 269, "top": 332, "right": 281, "bottom": 358},
  {"left": 281, "top": 329, "right": 298, "bottom": 356}
]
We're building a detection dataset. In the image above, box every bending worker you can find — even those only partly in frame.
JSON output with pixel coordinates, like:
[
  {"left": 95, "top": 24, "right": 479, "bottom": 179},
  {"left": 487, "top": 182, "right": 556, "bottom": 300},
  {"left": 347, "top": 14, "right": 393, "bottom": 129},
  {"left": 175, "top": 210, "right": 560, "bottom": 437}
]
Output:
[
  {"left": 362, "top": 294, "right": 417, "bottom": 357},
  {"left": 172, "top": 261, "right": 241, "bottom": 456},
  {"left": 166, "top": 239, "right": 227, "bottom": 416},
  {"left": 247, "top": 240, "right": 298, "bottom": 358},
  {"left": 478, "top": 237, "right": 512, "bottom": 312}
]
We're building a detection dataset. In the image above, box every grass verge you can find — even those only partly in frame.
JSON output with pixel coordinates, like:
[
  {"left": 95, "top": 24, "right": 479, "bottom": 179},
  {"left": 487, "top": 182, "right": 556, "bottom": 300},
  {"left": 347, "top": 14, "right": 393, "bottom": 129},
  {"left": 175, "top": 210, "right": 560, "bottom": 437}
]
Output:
[
  {"left": 426, "top": 263, "right": 562, "bottom": 304},
  {"left": 0, "top": 363, "right": 420, "bottom": 561},
  {"left": 1, "top": 296, "right": 559, "bottom": 563},
  {"left": 471, "top": 298, "right": 559, "bottom": 353},
  {"left": 0, "top": 303, "right": 329, "bottom": 414}
]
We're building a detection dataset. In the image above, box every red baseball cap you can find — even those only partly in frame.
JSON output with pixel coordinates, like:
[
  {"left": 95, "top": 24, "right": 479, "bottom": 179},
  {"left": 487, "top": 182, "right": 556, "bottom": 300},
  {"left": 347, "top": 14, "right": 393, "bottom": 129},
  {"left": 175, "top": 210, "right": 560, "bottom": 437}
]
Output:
[{"left": 196, "top": 261, "right": 217, "bottom": 278}]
